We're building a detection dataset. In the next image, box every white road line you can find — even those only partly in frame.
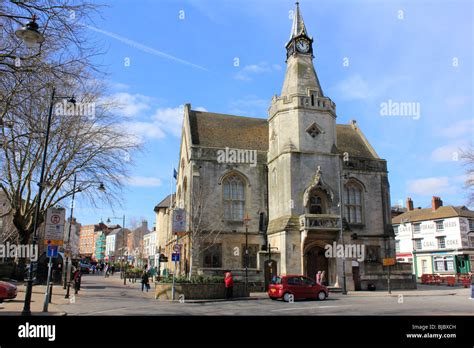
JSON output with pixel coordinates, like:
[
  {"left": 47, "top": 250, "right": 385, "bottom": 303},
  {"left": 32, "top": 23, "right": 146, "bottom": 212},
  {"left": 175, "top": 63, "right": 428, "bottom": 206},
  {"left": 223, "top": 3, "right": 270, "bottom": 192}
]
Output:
[{"left": 271, "top": 305, "right": 352, "bottom": 312}]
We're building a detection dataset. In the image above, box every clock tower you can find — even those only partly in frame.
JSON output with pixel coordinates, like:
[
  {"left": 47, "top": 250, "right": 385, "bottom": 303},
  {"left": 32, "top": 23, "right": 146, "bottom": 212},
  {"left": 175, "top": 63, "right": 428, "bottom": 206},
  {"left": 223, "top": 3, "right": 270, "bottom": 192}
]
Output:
[{"left": 267, "top": 2, "right": 342, "bottom": 278}]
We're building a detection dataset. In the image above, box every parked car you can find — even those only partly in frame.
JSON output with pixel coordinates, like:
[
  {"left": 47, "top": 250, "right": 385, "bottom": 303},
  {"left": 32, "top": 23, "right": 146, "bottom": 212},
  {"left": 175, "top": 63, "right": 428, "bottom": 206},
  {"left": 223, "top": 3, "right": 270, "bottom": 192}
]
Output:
[
  {"left": 268, "top": 275, "right": 328, "bottom": 301},
  {"left": 0, "top": 280, "right": 18, "bottom": 303}
]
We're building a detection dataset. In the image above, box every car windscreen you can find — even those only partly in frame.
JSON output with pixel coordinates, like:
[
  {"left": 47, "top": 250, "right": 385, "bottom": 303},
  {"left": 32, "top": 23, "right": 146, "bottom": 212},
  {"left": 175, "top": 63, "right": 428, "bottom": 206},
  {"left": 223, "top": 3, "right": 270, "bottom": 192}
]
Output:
[{"left": 270, "top": 276, "right": 281, "bottom": 284}]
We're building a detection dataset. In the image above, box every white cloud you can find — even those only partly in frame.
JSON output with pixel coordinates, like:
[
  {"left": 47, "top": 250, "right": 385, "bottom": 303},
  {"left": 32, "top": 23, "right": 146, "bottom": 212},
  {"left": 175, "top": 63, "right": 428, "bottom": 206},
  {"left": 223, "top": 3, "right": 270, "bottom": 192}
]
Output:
[
  {"left": 229, "top": 95, "right": 268, "bottom": 117},
  {"left": 331, "top": 74, "right": 371, "bottom": 100},
  {"left": 152, "top": 105, "right": 207, "bottom": 137},
  {"left": 152, "top": 107, "right": 185, "bottom": 137},
  {"left": 430, "top": 141, "right": 469, "bottom": 162},
  {"left": 109, "top": 82, "right": 130, "bottom": 91},
  {"left": 120, "top": 105, "right": 207, "bottom": 141},
  {"left": 330, "top": 74, "right": 412, "bottom": 101},
  {"left": 120, "top": 121, "right": 165, "bottom": 141},
  {"left": 407, "top": 177, "right": 452, "bottom": 195},
  {"left": 439, "top": 119, "right": 474, "bottom": 138},
  {"left": 107, "top": 92, "right": 152, "bottom": 117},
  {"left": 234, "top": 62, "right": 282, "bottom": 81},
  {"left": 127, "top": 176, "right": 162, "bottom": 187}
]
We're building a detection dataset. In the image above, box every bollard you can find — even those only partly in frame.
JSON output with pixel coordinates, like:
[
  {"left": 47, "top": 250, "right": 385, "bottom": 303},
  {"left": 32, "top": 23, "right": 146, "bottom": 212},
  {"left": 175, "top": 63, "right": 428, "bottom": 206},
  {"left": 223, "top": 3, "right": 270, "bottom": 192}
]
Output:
[{"left": 49, "top": 282, "right": 53, "bottom": 303}]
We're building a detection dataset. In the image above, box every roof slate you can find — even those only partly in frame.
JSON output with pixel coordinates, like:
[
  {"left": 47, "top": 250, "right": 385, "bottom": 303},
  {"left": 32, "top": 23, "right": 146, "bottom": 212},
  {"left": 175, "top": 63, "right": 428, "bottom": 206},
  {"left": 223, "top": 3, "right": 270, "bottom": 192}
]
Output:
[
  {"left": 392, "top": 206, "right": 474, "bottom": 224},
  {"left": 188, "top": 110, "right": 378, "bottom": 159}
]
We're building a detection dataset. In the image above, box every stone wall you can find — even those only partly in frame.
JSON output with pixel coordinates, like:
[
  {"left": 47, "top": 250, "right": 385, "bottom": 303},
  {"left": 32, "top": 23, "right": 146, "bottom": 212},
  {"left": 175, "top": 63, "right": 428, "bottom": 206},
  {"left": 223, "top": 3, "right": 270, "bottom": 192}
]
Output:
[{"left": 155, "top": 282, "right": 250, "bottom": 300}]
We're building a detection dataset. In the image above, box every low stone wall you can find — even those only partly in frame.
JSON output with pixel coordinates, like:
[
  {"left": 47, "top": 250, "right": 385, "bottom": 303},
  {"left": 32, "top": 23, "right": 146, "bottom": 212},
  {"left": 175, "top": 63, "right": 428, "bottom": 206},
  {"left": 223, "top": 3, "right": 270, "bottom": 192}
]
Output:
[
  {"left": 361, "top": 274, "right": 417, "bottom": 291},
  {"left": 155, "top": 282, "right": 250, "bottom": 300}
]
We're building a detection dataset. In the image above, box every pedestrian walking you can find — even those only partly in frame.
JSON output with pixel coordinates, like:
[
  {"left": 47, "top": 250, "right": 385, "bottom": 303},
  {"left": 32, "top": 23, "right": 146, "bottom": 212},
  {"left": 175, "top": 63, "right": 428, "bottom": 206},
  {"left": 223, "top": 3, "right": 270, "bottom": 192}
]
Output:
[
  {"left": 316, "top": 271, "right": 322, "bottom": 284},
  {"left": 73, "top": 268, "right": 81, "bottom": 294},
  {"left": 111, "top": 265, "right": 115, "bottom": 276},
  {"left": 104, "top": 264, "right": 109, "bottom": 278},
  {"left": 470, "top": 272, "right": 474, "bottom": 300},
  {"left": 224, "top": 271, "right": 234, "bottom": 300},
  {"left": 141, "top": 271, "right": 150, "bottom": 292},
  {"left": 320, "top": 270, "right": 326, "bottom": 286}
]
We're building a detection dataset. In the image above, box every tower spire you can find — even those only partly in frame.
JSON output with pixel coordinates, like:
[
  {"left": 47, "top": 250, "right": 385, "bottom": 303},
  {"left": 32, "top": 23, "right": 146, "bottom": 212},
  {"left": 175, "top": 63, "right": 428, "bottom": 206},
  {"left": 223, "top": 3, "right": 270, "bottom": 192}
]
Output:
[{"left": 290, "top": 2, "right": 307, "bottom": 40}]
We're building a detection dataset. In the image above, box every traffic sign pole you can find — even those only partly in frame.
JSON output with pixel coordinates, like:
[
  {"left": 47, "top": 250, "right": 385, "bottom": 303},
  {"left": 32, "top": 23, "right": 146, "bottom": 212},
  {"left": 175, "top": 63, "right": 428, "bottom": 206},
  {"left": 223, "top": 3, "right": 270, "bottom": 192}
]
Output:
[
  {"left": 171, "top": 235, "right": 178, "bottom": 301},
  {"left": 42, "top": 256, "right": 53, "bottom": 312}
]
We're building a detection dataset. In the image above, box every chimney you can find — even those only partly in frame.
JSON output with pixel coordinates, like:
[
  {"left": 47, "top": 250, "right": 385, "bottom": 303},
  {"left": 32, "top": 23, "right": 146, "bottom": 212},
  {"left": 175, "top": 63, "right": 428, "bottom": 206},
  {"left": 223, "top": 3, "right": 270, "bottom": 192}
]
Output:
[
  {"left": 406, "top": 197, "right": 414, "bottom": 211},
  {"left": 431, "top": 196, "right": 443, "bottom": 211}
]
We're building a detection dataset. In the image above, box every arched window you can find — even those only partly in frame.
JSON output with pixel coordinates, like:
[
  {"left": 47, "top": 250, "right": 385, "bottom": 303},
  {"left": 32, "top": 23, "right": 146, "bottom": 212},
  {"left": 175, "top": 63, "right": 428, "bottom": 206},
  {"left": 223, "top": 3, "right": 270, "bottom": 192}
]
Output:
[
  {"left": 344, "top": 183, "right": 363, "bottom": 224},
  {"left": 309, "top": 195, "right": 323, "bottom": 214},
  {"left": 223, "top": 174, "right": 245, "bottom": 221}
]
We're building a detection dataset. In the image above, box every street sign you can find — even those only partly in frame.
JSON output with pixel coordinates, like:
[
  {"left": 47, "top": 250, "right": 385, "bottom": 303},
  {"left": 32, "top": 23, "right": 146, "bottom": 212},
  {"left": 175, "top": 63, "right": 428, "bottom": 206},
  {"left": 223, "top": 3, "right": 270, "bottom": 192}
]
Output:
[
  {"left": 383, "top": 258, "right": 396, "bottom": 266},
  {"left": 173, "top": 244, "right": 182, "bottom": 252},
  {"left": 172, "top": 209, "right": 186, "bottom": 234},
  {"left": 47, "top": 245, "right": 59, "bottom": 258},
  {"left": 44, "top": 207, "right": 66, "bottom": 245},
  {"left": 171, "top": 253, "right": 180, "bottom": 262}
]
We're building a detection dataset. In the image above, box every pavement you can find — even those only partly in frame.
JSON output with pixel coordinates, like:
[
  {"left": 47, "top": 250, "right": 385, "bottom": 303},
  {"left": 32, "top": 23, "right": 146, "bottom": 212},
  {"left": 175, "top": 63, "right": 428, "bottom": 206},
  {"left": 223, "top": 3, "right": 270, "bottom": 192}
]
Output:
[
  {"left": 0, "top": 281, "right": 69, "bottom": 316},
  {"left": 30, "top": 273, "right": 471, "bottom": 316}
]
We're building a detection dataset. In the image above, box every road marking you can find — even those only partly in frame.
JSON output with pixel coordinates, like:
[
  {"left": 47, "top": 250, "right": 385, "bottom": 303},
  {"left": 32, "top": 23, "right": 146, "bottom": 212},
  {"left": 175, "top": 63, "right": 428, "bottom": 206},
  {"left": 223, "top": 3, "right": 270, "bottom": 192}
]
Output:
[{"left": 271, "top": 305, "right": 352, "bottom": 312}]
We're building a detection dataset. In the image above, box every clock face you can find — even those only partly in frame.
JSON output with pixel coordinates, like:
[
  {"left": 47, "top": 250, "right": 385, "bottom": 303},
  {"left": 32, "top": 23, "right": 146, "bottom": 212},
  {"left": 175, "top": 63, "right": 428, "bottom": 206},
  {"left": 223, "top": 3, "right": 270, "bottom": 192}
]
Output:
[{"left": 296, "top": 39, "right": 310, "bottom": 53}]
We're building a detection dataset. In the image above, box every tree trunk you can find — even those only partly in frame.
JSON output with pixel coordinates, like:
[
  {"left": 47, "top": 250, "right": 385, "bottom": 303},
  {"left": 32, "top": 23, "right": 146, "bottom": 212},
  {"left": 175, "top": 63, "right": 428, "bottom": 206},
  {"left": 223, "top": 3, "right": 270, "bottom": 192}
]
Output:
[{"left": 11, "top": 227, "right": 33, "bottom": 281}]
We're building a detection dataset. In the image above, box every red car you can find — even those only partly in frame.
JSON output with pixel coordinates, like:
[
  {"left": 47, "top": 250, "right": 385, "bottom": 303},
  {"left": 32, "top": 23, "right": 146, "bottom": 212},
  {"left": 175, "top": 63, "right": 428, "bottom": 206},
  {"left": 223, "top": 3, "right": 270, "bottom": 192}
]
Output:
[
  {"left": 0, "top": 281, "right": 17, "bottom": 302},
  {"left": 268, "top": 275, "right": 328, "bottom": 301}
]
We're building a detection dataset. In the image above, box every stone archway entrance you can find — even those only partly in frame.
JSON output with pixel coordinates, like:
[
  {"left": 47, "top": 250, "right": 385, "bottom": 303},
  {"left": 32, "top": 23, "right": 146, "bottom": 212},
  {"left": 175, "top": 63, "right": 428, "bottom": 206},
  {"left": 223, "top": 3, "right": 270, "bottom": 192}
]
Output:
[{"left": 304, "top": 244, "right": 328, "bottom": 284}]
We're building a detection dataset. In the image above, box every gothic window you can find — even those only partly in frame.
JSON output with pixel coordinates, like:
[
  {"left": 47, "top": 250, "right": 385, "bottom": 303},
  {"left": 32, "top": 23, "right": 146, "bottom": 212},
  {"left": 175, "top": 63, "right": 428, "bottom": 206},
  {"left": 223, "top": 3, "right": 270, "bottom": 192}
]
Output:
[
  {"left": 309, "top": 195, "right": 323, "bottom": 214},
  {"left": 344, "top": 182, "right": 363, "bottom": 224},
  {"left": 223, "top": 174, "right": 245, "bottom": 221},
  {"left": 203, "top": 243, "right": 222, "bottom": 268},
  {"left": 306, "top": 123, "right": 321, "bottom": 138},
  {"left": 241, "top": 244, "right": 258, "bottom": 268}
]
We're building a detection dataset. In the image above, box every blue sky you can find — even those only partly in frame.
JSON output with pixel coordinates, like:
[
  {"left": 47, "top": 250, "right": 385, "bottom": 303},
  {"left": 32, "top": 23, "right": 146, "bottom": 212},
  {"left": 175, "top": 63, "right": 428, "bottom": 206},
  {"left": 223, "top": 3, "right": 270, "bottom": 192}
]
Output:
[{"left": 72, "top": 0, "right": 473, "bottom": 228}]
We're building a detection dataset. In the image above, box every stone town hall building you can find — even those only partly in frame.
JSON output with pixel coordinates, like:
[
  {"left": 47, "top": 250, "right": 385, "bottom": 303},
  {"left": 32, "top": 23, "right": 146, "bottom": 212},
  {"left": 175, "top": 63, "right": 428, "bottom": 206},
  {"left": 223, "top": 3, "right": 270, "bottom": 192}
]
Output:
[{"left": 155, "top": 3, "right": 413, "bottom": 290}]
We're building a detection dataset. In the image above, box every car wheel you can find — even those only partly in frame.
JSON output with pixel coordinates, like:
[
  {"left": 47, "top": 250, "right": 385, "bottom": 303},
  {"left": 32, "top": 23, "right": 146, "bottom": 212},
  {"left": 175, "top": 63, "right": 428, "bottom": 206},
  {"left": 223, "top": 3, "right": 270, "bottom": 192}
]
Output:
[
  {"left": 317, "top": 291, "right": 327, "bottom": 301},
  {"left": 283, "top": 292, "right": 292, "bottom": 302}
]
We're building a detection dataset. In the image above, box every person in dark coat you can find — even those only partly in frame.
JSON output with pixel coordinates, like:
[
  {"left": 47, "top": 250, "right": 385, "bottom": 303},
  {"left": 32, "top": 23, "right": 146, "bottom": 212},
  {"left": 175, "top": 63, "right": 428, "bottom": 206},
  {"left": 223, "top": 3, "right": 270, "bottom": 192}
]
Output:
[
  {"left": 141, "top": 271, "right": 150, "bottom": 292},
  {"left": 224, "top": 272, "right": 234, "bottom": 300},
  {"left": 73, "top": 268, "right": 81, "bottom": 294}
]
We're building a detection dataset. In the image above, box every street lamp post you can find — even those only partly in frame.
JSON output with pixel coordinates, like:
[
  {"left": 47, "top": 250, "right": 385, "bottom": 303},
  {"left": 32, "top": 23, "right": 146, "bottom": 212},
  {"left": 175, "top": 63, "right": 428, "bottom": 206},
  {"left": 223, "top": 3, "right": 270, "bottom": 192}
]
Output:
[
  {"left": 243, "top": 214, "right": 251, "bottom": 293},
  {"left": 0, "top": 14, "right": 45, "bottom": 47},
  {"left": 22, "top": 88, "right": 75, "bottom": 315}
]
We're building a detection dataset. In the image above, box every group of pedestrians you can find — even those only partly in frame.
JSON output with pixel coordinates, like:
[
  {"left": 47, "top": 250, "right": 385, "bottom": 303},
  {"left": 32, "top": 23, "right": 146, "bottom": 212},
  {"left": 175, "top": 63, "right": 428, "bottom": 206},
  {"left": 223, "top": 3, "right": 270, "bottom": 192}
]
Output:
[{"left": 316, "top": 270, "right": 326, "bottom": 285}]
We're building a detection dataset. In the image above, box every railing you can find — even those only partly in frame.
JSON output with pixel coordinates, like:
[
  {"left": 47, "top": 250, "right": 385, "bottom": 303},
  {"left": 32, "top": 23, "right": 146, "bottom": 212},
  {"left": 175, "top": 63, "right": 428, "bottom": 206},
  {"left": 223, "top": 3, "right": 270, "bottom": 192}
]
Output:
[{"left": 299, "top": 214, "right": 341, "bottom": 231}]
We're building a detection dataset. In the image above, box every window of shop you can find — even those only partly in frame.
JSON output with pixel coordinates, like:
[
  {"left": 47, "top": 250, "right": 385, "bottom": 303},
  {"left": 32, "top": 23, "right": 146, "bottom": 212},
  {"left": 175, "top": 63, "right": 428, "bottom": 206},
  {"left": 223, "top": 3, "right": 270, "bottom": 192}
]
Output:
[
  {"left": 395, "top": 241, "right": 400, "bottom": 253},
  {"left": 435, "top": 220, "right": 444, "bottom": 232},
  {"left": 413, "top": 239, "right": 422, "bottom": 250},
  {"left": 434, "top": 256, "right": 454, "bottom": 272},
  {"left": 413, "top": 224, "right": 421, "bottom": 234},
  {"left": 437, "top": 237, "right": 446, "bottom": 249},
  {"left": 393, "top": 225, "right": 399, "bottom": 235}
]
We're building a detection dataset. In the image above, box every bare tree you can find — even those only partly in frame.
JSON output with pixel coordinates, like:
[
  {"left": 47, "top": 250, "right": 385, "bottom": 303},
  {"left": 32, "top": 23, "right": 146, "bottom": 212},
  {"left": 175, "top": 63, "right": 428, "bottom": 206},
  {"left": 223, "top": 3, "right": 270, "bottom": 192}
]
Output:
[
  {"left": 461, "top": 147, "right": 474, "bottom": 206},
  {"left": 186, "top": 183, "right": 224, "bottom": 279},
  {"left": 0, "top": 1, "right": 140, "bottom": 278}
]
